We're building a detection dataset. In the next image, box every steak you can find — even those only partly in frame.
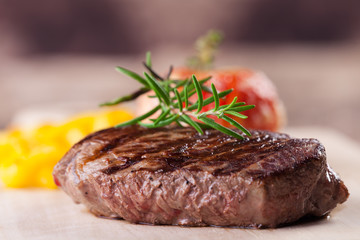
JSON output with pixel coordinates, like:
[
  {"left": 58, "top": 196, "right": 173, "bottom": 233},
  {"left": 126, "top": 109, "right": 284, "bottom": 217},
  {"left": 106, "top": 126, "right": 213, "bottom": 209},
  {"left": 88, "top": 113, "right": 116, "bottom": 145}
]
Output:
[{"left": 53, "top": 125, "right": 349, "bottom": 228}]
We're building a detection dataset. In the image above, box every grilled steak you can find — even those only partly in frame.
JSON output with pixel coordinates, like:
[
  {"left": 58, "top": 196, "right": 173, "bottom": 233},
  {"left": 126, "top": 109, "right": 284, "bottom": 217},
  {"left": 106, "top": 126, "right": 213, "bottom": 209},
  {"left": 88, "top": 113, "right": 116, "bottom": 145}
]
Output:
[{"left": 53, "top": 125, "right": 349, "bottom": 228}]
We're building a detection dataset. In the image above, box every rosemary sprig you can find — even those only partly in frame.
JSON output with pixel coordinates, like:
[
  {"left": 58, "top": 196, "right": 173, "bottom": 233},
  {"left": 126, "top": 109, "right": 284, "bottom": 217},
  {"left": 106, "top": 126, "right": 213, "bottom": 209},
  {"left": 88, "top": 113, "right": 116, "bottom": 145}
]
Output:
[
  {"left": 187, "top": 29, "right": 224, "bottom": 69},
  {"left": 101, "top": 53, "right": 255, "bottom": 140}
]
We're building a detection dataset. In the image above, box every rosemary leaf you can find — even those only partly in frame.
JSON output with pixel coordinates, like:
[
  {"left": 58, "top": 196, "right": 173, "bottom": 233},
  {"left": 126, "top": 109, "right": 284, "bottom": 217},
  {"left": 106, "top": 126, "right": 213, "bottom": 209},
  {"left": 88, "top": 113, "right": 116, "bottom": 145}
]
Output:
[
  {"left": 146, "top": 51, "right": 152, "bottom": 68},
  {"left": 193, "top": 75, "right": 204, "bottom": 113},
  {"left": 229, "top": 105, "right": 255, "bottom": 112},
  {"left": 224, "top": 111, "right": 248, "bottom": 119},
  {"left": 218, "top": 102, "right": 245, "bottom": 110},
  {"left": 199, "top": 116, "right": 244, "bottom": 140},
  {"left": 201, "top": 85, "right": 213, "bottom": 94},
  {"left": 198, "top": 76, "right": 212, "bottom": 85},
  {"left": 115, "top": 105, "right": 161, "bottom": 128},
  {"left": 187, "top": 89, "right": 233, "bottom": 111},
  {"left": 221, "top": 97, "right": 238, "bottom": 111},
  {"left": 178, "top": 76, "right": 211, "bottom": 98},
  {"left": 179, "top": 115, "right": 204, "bottom": 134},
  {"left": 154, "top": 108, "right": 171, "bottom": 125},
  {"left": 184, "top": 83, "right": 189, "bottom": 109},
  {"left": 194, "top": 121, "right": 212, "bottom": 129},
  {"left": 144, "top": 72, "right": 171, "bottom": 106},
  {"left": 184, "top": 88, "right": 198, "bottom": 100},
  {"left": 139, "top": 114, "right": 179, "bottom": 128},
  {"left": 143, "top": 63, "right": 163, "bottom": 80},
  {"left": 174, "top": 78, "right": 189, "bottom": 88},
  {"left": 221, "top": 115, "right": 251, "bottom": 137},
  {"left": 174, "top": 89, "right": 183, "bottom": 112},
  {"left": 175, "top": 120, "right": 184, "bottom": 127},
  {"left": 116, "top": 67, "right": 149, "bottom": 87},
  {"left": 172, "top": 88, "right": 197, "bottom": 109},
  {"left": 211, "top": 83, "right": 220, "bottom": 111},
  {"left": 166, "top": 65, "right": 173, "bottom": 79},
  {"left": 100, "top": 88, "right": 148, "bottom": 106}
]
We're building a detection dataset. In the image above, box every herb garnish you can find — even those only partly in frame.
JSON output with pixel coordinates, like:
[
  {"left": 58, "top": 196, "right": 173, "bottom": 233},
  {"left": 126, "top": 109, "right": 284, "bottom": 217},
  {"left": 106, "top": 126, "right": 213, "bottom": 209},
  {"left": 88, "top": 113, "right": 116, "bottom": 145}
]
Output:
[
  {"left": 101, "top": 53, "right": 255, "bottom": 140},
  {"left": 187, "top": 29, "right": 223, "bottom": 70}
]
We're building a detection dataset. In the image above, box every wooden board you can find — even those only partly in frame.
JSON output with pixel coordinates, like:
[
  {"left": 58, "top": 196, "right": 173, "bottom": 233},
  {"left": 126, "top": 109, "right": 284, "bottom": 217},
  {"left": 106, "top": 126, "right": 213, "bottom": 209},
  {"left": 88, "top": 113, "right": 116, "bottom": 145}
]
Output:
[{"left": 1, "top": 127, "right": 359, "bottom": 240}]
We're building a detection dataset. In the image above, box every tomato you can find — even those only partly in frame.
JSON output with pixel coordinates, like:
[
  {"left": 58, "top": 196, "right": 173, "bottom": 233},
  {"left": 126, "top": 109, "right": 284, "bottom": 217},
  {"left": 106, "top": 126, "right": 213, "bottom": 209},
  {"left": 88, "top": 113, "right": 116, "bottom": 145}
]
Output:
[{"left": 171, "top": 67, "right": 286, "bottom": 131}]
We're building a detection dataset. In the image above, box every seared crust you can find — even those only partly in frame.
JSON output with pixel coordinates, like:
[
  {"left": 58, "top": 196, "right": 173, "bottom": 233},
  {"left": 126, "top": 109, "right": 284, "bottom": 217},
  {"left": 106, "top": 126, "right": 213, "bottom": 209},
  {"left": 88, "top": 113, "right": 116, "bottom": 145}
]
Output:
[{"left": 53, "top": 125, "right": 349, "bottom": 228}]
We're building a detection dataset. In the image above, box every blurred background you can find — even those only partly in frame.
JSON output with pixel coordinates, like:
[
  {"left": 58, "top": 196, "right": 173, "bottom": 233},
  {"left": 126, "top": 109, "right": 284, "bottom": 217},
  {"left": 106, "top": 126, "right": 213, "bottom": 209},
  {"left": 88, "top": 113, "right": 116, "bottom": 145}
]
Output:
[{"left": 1, "top": 0, "right": 360, "bottom": 141}]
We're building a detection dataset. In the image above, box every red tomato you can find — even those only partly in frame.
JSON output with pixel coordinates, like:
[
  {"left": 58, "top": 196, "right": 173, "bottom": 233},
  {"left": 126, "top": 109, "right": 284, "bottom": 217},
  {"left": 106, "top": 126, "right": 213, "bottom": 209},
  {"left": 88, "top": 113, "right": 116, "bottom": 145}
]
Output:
[{"left": 171, "top": 67, "right": 286, "bottom": 131}]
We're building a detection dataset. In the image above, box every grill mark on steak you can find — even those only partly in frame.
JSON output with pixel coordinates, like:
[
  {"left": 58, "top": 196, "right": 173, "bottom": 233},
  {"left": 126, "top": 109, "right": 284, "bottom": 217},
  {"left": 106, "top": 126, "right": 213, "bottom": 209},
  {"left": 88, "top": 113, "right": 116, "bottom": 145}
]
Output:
[
  {"left": 53, "top": 125, "right": 349, "bottom": 228},
  {"left": 95, "top": 127, "right": 290, "bottom": 176},
  {"left": 101, "top": 158, "right": 136, "bottom": 175},
  {"left": 100, "top": 129, "right": 206, "bottom": 175},
  {"left": 82, "top": 126, "right": 160, "bottom": 166}
]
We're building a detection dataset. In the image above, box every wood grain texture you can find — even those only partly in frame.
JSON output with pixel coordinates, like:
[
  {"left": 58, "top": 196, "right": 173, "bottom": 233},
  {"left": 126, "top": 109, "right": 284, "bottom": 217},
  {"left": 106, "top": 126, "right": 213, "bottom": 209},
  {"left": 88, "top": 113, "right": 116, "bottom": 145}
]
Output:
[{"left": 0, "top": 127, "right": 359, "bottom": 240}]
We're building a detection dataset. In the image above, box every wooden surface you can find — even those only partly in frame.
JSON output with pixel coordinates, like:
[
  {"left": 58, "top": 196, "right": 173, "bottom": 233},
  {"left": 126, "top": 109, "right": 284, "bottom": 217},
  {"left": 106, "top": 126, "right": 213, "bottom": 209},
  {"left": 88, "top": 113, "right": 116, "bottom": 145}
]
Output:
[{"left": 1, "top": 127, "right": 359, "bottom": 240}]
